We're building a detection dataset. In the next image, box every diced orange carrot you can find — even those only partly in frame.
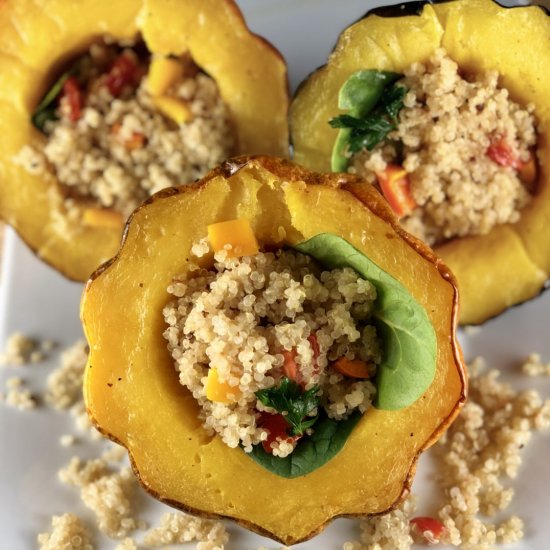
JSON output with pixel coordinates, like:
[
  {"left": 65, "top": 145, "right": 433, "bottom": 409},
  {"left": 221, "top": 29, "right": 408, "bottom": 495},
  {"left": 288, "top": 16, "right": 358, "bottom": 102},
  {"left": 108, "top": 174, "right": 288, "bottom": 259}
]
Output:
[
  {"left": 282, "top": 349, "right": 300, "bottom": 383},
  {"left": 205, "top": 368, "right": 241, "bottom": 404},
  {"left": 333, "top": 357, "right": 371, "bottom": 379},
  {"left": 207, "top": 219, "right": 259, "bottom": 258},
  {"left": 376, "top": 165, "right": 416, "bottom": 218},
  {"left": 82, "top": 208, "right": 124, "bottom": 230},
  {"left": 518, "top": 152, "right": 537, "bottom": 192},
  {"left": 111, "top": 123, "right": 146, "bottom": 150},
  {"left": 124, "top": 132, "right": 145, "bottom": 150}
]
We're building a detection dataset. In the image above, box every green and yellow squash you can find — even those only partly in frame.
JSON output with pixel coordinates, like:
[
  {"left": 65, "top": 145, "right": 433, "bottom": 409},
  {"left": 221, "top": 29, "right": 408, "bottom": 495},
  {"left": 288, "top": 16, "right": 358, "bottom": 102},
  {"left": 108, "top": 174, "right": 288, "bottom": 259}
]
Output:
[
  {"left": 81, "top": 156, "right": 466, "bottom": 545},
  {"left": 290, "top": 0, "right": 550, "bottom": 325},
  {"left": 0, "top": 0, "right": 289, "bottom": 281}
]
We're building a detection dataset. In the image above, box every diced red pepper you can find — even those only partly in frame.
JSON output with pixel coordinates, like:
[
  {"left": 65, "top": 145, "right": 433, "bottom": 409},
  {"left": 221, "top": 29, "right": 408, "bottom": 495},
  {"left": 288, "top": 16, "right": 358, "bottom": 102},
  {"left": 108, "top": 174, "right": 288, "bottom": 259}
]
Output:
[
  {"left": 308, "top": 334, "right": 320, "bottom": 363},
  {"left": 376, "top": 165, "right": 416, "bottom": 218},
  {"left": 258, "top": 412, "right": 299, "bottom": 454},
  {"left": 62, "top": 76, "right": 83, "bottom": 122},
  {"left": 410, "top": 516, "right": 447, "bottom": 544},
  {"left": 487, "top": 137, "right": 524, "bottom": 170},
  {"left": 104, "top": 53, "right": 140, "bottom": 97}
]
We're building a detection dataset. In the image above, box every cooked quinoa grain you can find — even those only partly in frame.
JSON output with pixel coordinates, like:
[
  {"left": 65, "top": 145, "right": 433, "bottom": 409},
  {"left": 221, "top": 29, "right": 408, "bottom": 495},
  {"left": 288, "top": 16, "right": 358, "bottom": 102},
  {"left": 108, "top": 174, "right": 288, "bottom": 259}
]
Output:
[
  {"left": 59, "top": 456, "right": 139, "bottom": 539},
  {"left": 163, "top": 242, "right": 379, "bottom": 456},
  {"left": 142, "top": 512, "right": 228, "bottom": 549},
  {"left": 1, "top": 376, "right": 37, "bottom": 410},
  {"left": 0, "top": 332, "right": 39, "bottom": 365},
  {"left": 114, "top": 538, "right": 138, "bottom": 550},
  {"left": 521, "top": 352, "right": 550, "bottom": 376},
  {"left": 46, "top": 340, "right": 88, "bottom": 409},
  {"left": 37, "top": 513, "right": 93, "bottom": 550},
  {"left": 353, "top": 48, "right": 537, "bottom": 245}
]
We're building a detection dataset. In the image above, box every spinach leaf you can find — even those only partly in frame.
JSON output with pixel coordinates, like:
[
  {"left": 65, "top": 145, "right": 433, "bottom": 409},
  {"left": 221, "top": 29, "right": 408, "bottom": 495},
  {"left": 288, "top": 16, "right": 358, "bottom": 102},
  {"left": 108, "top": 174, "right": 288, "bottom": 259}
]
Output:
[
  {"left": 329, "top": 69, "right": 404, "bottom": 172},
  {"left": 256, "top": 378, "right": 320, "bottom": 436},
  {"left": 330, "top": 83, "right": 407, "bottom": 156},
  {"left": 248, "top": 411, "right": 362, "bottom": 478},
  {"left": 31, "top": 71, "right": 71, "bottom": 132},
  {"left": 294, "top": 234, "right": 436, "bottom": 411},
  {"left": 338, "top": 70, "right": 401, "bottom": 116}
]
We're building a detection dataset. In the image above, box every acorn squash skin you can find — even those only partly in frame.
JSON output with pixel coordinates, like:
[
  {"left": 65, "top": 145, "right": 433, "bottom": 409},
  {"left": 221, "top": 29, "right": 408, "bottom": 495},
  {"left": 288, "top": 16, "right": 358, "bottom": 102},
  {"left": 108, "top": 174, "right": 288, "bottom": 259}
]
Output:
[
  {"left": 81, "top": 156, "right": 466, "bottom": 545},
  {"left": 0, "top": 0, "right": 289, "bottom": 282},
  {"left": 289, "top": 0, "right": 550, "bottom": 325}
]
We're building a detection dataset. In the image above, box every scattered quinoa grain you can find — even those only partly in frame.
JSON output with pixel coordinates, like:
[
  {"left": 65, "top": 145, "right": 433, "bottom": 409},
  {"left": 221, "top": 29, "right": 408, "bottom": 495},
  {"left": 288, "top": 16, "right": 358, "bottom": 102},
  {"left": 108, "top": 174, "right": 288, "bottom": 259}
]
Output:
[
  {"left": 45, "top": 340, "right": 88, "bottom": 409},
  {"left": 114, "top": 537, "right": 138, "bottom": 550},
  {"left": 2, "top": 377, "right": 37, "bottom": 410},
  {"left": 0, "top": 332, "right": 39, "bottom": 365},
  {"left": 37, "top": 513, "right": 93, "bottom": 550},
  {"left": 59, "top": 456, "right": 138, "bottom": 539},
  {"left": 60, "top": 434, "right": 77, "bottom": 447},
  {"left": 521, "top": 353, "right": 550, "bottom": 376},
  {"left": 142, "top": 512, "right": 228, "bottom": 549},
  {"left": 344, "top": 356, "right": 550, "bottom": 550}
]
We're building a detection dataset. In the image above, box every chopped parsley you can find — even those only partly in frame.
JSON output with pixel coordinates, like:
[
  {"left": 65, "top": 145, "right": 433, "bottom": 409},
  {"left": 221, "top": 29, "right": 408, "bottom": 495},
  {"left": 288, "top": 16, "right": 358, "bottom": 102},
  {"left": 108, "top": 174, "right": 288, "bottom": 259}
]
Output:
[
  {"left": 330, "top": 83, "right": 408, "bottom": 154},
  {"left": 255, "top": 377, "right": 320, "bottom": 436}
]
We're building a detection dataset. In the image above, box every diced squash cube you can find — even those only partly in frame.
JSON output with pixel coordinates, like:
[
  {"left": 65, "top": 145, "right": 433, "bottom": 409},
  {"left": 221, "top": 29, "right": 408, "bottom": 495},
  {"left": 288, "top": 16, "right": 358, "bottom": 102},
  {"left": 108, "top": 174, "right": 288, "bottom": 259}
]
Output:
[
  {"left": 82, "top": 208, "right": 124, "bottom": 229},
  {"left": 207, "top": 218, "right": 259, "bottom": 257},
  {"left": 147, "top": 56, "right": 184, "bottom": 96},
  {"left": 205, "top": 368, "right": 241, "bottom": 404},
  {"left": 153, "top": 96, "right": 193, "bottom": 124}
]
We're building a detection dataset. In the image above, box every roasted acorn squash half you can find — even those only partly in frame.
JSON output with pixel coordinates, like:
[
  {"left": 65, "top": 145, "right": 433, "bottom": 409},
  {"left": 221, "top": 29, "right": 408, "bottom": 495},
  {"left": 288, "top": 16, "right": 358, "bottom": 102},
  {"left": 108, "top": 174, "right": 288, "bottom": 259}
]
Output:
[
  {"left": 81, "top": 156, "right": 466, "bottom": 545},
  {"left": 290, "top": 0, "right": 550, "bottom": 325},
  {"left": 0, "top": 0, "right": 289, "bottom": 282}
]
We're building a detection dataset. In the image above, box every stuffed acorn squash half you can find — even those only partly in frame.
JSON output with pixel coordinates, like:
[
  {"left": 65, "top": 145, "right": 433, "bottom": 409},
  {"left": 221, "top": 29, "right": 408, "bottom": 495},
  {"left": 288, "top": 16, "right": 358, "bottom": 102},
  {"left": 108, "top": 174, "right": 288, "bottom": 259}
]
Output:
[
  {"left": 81, "top": 156, "right": 466, "bottom": 545},
  {"left": 290, "top": 0, "right": 550, "bottom": 325},
  {"left": 0, "top": 0, "right": 288, "bottom": 282}
]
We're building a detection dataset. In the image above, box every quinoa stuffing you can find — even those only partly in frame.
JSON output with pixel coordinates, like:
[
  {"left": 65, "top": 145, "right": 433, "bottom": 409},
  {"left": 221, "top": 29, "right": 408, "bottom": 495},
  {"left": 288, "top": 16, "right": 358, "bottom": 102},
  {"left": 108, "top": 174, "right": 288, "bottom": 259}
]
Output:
[
  {"left": 15, "top": 38, "right": 234, "bottom": 220},
  {"left": 338, "top": 48, "right": 537, "bottom": 245},
  {"left": 163, "top": 236, "right": 380, "bottom": 457}
]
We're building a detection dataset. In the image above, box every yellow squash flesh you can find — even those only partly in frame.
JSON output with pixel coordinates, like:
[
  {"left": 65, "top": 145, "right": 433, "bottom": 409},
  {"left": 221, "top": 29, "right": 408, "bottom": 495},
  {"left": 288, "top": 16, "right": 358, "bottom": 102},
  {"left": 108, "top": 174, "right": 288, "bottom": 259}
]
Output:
[
  {"left": 289, "top": 0, "right": 550, "bottom": 325},
  {"left": 0, "top": 0, "right": 289, "bottom": 281},
  {"left": 82, "top": 156, "right": 466, "bottom": 545}
]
